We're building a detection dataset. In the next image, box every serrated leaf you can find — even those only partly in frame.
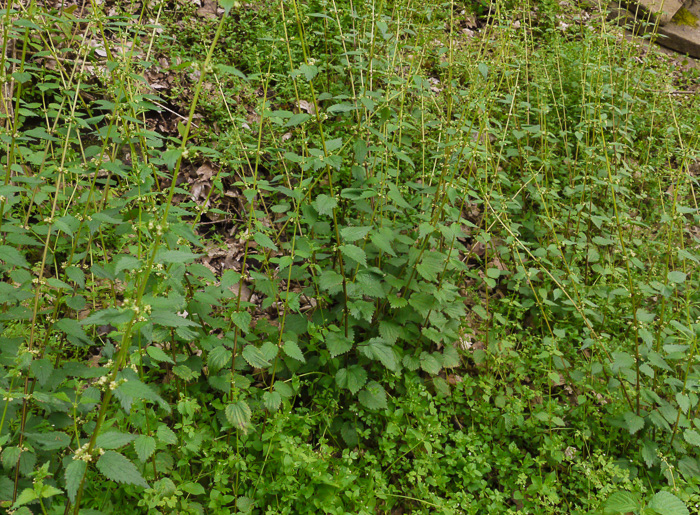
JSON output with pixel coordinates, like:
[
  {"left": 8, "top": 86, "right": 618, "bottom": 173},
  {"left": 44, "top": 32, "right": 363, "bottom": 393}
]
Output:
[
  {"left": 314, "top": 194, "right": 337, "bottom": 216},
  {"left": 134, "top": 435, "right": 156, "bottom": 462},
  {"left": 419, "top": 352, "right": 441, "bottom": 375},
  {"left": 403, "top": 354, "right": 420, "bottom": 371},
  {"left": 433, "top": 376, "right": 451, "bottom": 396},
  {"left": 260, "top": 341, "right": 278, "bottom": 362},
  {"left": 147, "top": 346, "right": 175, "bottom": 364},
  {"left": 156, "top": 249, "right": 202, "bottom": 264},
  {"left": 209, "top": 372, "right": 231, "bottom": 394},
  {"left": 642, "top": 439, "right": 658, "bottom": 467},
  {"left": 231, "top": 311, "right": 252, "bottom": 332},
  {"left": 340, "top": 226, "right": 372, "bottom": 242},
  {"left": 649, "top": 491, "right": 689, "bottom": 515},
  {"left": 263, "top": 391, "right": 282, "bottom": 412},
  {"left": 318, "top": 269, "right": 344, "bottom": 293},
  {"left": 151, "top": 309, "right": 198, "bottom": 328},
  {"left": 24, "top": 431, "right": 70, "bottom": 450},
  {"left": 667, "top": 271, "right": 687, "bottom": 284},
  {"left": 226, "top": 401, "right": 252, "bottom": 432},
  {"left": 684, "top": 429, "right": 700, "bottom": 447},
  {"left": 282, "top": 341, "right": 305, "bottom": 362},
  {"left": 95, "top": 431, "right": 136, "bottom": 450},
  {"left": 182, "top": 481, "right": 206, "bottom": 495},
  {"left": 421, "top": 326, "right": 443, "bottom": 344},
  {"left": 65, "top": 459, "right": 86, "bottom": 503},
  {"left": 162, "top": 148, "right": 183, "bottom": 170},
  {"left": 157, "top": 424, "right": 178, "bottom": 445},
  {"left": 30, "top": 358, "right": 53, "bottom": 386},
  {"left": 636, "top": 308, "right": 656, "bottom": 324},
  {"left": 114, "top": 255, "right": 141, "bottom": 273},
  {"left": 0, "top": 245, "right": 29, "bottom": 268},
  {"left": 336, "top": 365, "right": 367, "bottom": 395},
  {"left": 253, "top": 232, "right": 279, "bottom": 251},
  {"left": 604, "top": 491, "right": 640, "bottom": 513},
  {"left": 339, "top": 244, "right": 366, "bottom": 267},
  {"left": 274, "top": 381, "right": 294, "bottom": 398},
  {"left": 623, "top": 412, "right": 644, "bottom": 435},
  {"left": 442, "top": 345, "right": 460, "bottom": 368},
  {"left": 676, "top": 393, "right": 690, "bottom": 414},
  {"left": 371, "top": 229, "right": 397, "bottom": 257},
  {"left": 208, "top": 346, "right": 232, "bottom": 373},
  {"left": 12, "top": 487, "right": 37, "bottom": 508},
  {"left": 326, "top": 331, "right": 353, "bottom": 358},
  {"left": 416, "top": 251, "right": 445, "bottom": 282},
  {"left": 369, "top": 340, "right": 397, "bottom": 371},
  {"left": 285, "top": 113, "right": 310, "bottom": 127},
  {"left": 341, "top": 423, "right": 359, "bottom": 447},
  {"left": 116, "top": 380, "right": 171, "bottom": 413},
  {"left": 80, "top": 307, "right": 132, "bottom": 327},
  {"left": 65, "top": 266, "right": 85, "bottom": 287},
  {"left": 388, "top": 294, "right": 407, "bottom": 308},
  {"left": 358, "top": 381, "right": 387, "bottom": 410},
  {"left": 327, "top": 103, "right": 357, "bottom": 113},
  {"left": 242, "top": 345, "right": 271, "bottom": 368},
  {"left": 96, "top": 451, "right": 149, "bottom": 488}
]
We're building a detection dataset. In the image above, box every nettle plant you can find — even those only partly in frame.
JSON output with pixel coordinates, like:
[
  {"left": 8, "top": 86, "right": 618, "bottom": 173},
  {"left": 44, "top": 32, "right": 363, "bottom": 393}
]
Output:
[
  {"left": 1, "top": 0, "right": 699, "bottom": 512},
  {"left": 467, "top": 11, "right": 700, "bottom": 506},
  {"left": 0, "top": 0, "right": 481, "bottom": 511}
]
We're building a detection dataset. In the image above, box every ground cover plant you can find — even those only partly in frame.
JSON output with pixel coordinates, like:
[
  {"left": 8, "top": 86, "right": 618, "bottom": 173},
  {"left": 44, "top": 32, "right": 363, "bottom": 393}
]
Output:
[{"left": 0, "top": 0, "right": 699, "bottom": 513}]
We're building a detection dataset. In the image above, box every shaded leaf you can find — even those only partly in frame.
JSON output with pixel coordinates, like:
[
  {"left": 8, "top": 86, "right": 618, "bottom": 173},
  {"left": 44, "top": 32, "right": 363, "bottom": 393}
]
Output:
[
  {"left": 134, "top": 435, "right": 156, "bottom": 462},
  {"left": 225, "top": 401, "right": 252, "bottom": 432},
  {"left": 358, "top": 381, "right": 387, "bottom": 410},
  {"left": 339, "top": 244, "right": 366, "bottom": 267},
  {"left": 242, "top": 345, "right": 271, "bottom": 368},
  {"left": 65, "top": 459, "right": 86, "bottom": 503},
  {"left": 336, "top": 365, "right": 367, "bottom": 395}
]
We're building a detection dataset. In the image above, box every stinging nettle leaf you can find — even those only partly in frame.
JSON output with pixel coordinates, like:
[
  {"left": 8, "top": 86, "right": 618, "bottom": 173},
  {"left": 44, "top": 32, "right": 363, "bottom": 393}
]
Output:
[
  {"left": 263, "top": 390, "right": 282, "bottom": 412},
  {"left": 282, "top": 341, "right": 305, "bottom": 362},
  {"left": 231, "top": 311, "right": 252, "bottom": 332},
  {"left": 339, "top": 244, "right": 367, "bottom": 267},
  {"left": 208, "top": 346, "right": 232, "bottom": 373},
  {"left": 326, "top": 330, "right": 353, "bottom": 358},
  {"left": 649, "top": 490, "right": 689, "bottom": 515},
  {"left": 134, "top": 435, "right": 156, "bottom": 462},
  {"left": 369, "top": 340, "right": 398, "bottom": 371},
  {"left": 65, "top": 460, "right": 87, "bottom": 503},
  {"left": 242, "top": 345, "right": 271, "bottom": 368},
  {"left": 336, "top": 365, "right": 367, "bottom": 395},
  {"left": 95, "top": 431, "right": 136, "bottom": 450},
  {"left": 604, "top": 491, "right": 640, "bottom": 514},
  {"left": 340, "top": 226, "right": 372, "bottom": 242},
  {"left": 419, "top": 352, "right": 441, "bottom": 375},
  {"left": 157, "top": 424, "right": 178, "bottom": 445},
  {"left": 253, "top": 232, "right": 279, "bottom": 251},
  {"left": 226, "top": 401, "right": 252, "bottom": 432},
  {"left": 147, "top": 346, "right": 175, "bottom": 364},
  {"left": 684, "top": 429, "right": 700, "bottom": 448},
  {"left": 96, "top": 451, "right": 149, "bottom": 489},
  {"left": 116, "top": 379, "right": 171, "bottom": 413},
  {"left": 358, "top": 381, "right": 387, "bottom": 410},
  {"left": 667, "top": 271, "right": 687, "bottom": 284},
  {"left": 314, "top": 194, "right": 337, "bottom": 216}
]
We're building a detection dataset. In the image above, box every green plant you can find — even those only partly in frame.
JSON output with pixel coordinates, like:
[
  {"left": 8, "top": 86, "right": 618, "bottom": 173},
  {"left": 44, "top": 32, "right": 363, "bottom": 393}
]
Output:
[{"left": 1, "top": 0, "right": 699, "bottom": 513}]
